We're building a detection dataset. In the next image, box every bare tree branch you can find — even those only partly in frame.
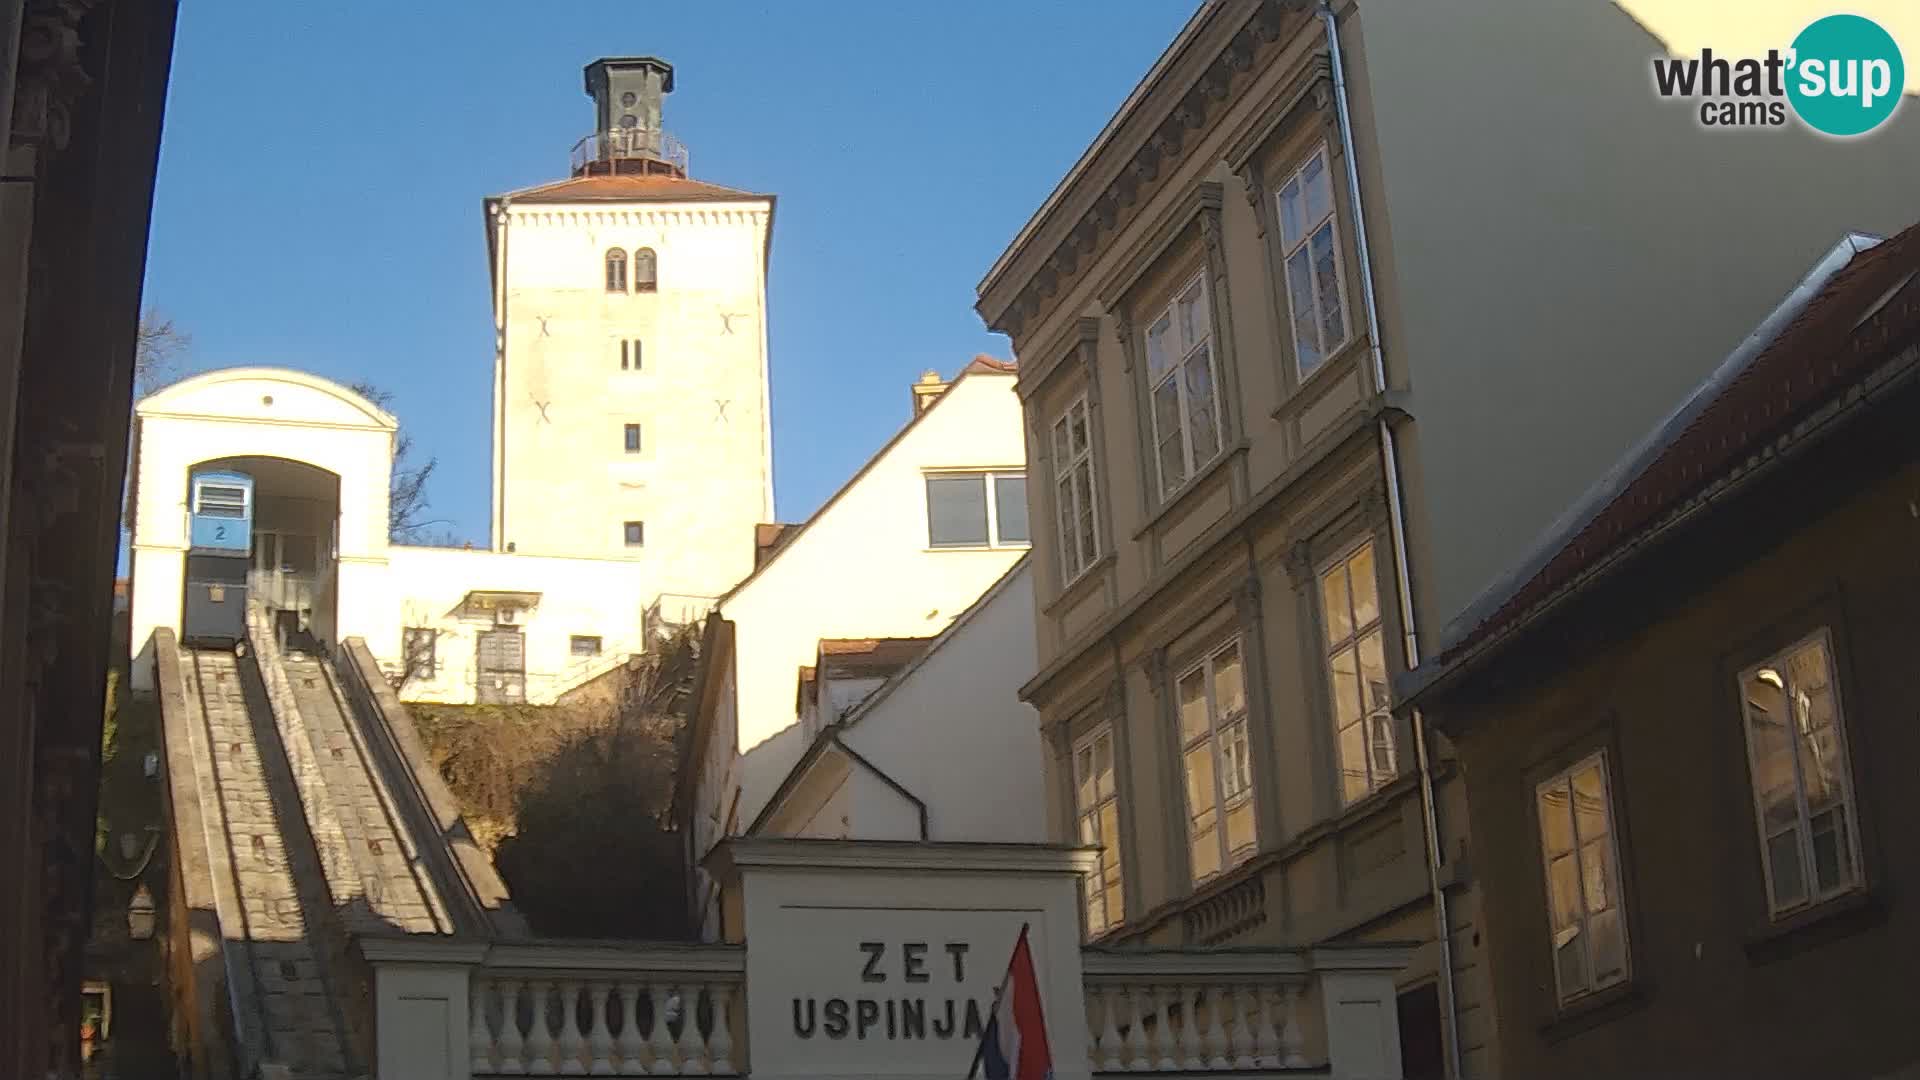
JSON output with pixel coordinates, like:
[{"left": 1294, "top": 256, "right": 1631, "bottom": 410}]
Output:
[
  {"left": 134, "top": 310, "right": 189, "bottom": 396},
  {"left": 347, "top": 380, "right": 450, "bottom": 544}
]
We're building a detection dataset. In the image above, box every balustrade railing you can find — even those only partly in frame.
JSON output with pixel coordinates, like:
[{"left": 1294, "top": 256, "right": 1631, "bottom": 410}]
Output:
[
  {"left": 467, "top": 945, "right": 745, "bottom": 1076},
  {"left": 1081, "top": 952, "right": 1315, "bottom": 1073}
]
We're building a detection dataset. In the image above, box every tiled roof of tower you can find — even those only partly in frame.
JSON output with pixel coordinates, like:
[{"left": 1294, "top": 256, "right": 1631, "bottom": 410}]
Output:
[
  {"left": 500, "top": 173, "right": 768, "bottom": 203},
  {"left": 1420, "top": 222, "right": 1920, "bottom": 680}
]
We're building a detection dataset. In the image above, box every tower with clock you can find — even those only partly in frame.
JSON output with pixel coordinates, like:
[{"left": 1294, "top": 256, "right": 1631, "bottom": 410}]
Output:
[{"left": 483, "top": 57, "right": 776, "bottom": 610}]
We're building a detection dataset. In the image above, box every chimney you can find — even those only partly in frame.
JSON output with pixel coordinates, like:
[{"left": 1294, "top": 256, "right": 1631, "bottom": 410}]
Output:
[
  {"left": 911, "top": 370, "right": 949, "bottom": 416},
  {"left": 578, "top": 57, "right": 683, "bottom": 178}
]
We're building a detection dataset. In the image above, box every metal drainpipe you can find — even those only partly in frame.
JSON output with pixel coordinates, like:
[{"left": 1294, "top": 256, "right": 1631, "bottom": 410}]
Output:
[
  {"left": 1320, "top": 5, "right": 1465, "bottom": 1078},
  {"left": 493, "top": 198, "right": 511, "bottom": 552}
]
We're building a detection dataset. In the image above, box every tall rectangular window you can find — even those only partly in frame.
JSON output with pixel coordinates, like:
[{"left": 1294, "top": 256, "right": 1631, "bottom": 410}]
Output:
[
  {"left": 623, "top": 521, "right": 645, "bottom": 547},
  {"left": 1177, "top": 639, "right": 1255, "bottom": 884},
  {"left": 570, "top": 635, "right": 603, "bottom": 657},
  {"left": 1536, "top": 751, "right": 1629, "bottom": 1004},
  {"left": 1145, "top": 273, "right": 1222, "bottom": 498},
  {"left": 621, "top": 339, "right": 644, "bottom": 371},
  {"left": 1276, "top": 145, "right": 1350, "bottom": 378},
  {"left": 925, "top": 472, "right": 1029, "bottom": 549},
  {"left": 1052, "top": 395, "right": 1100, "bottom": 583},
  {"left": 624, "top": 423, "right": 642, "bottom": 453},
  {"left": 1737, "top": 629, "right": 1864, "bottom": 918},
  {"left": 1320, "top": 541, "right": 1396, "bottom": 805},
  {"left": 1073, "top": 725, "right": 1124, "bottom": 937}
]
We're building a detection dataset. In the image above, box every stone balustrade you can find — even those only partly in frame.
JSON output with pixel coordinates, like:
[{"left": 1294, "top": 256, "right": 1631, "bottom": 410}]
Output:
[
  {"left": 362, "top": 931, "right": 1409, "bottom": 1080},
  {"left": 1081, "top": 950, "right": 1314, "bottom": 1073}
]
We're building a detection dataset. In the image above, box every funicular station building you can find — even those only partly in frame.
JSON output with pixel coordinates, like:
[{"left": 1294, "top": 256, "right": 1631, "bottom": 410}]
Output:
[{"left": 124, "top": 47, "right": 1419, "bottom": 1080}]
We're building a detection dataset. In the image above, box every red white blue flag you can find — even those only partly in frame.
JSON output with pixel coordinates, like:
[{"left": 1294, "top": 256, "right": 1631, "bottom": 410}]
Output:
[{"left": 971, "top": 925, "right": 1054, "bottom": 1080}]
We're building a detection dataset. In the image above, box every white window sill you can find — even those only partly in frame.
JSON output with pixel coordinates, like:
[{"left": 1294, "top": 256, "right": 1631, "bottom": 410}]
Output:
[{"left": 924, "top": 544, "right": 1031, "bottom": 554}]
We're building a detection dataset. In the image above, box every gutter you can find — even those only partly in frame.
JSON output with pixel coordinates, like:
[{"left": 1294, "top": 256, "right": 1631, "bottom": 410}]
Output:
[{"left": 1319, "top": 6, "right": 1463, "bottom": 1078}]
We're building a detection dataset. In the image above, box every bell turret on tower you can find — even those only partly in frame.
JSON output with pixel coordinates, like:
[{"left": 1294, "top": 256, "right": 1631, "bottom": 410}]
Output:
[{"left": 573, "top": 56, "right": 686, "bottom": 178}]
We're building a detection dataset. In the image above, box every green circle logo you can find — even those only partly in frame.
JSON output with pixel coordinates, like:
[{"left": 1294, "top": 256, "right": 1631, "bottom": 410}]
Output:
[{"left": 1787, "top": 14, "right": 1905, "bottom": 137}]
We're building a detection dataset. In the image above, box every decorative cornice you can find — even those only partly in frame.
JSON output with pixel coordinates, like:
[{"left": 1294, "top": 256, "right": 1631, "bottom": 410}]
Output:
[
  {"left": 10, "top": 0, "right": 100, "bottom": 154},
  {"left": 980, "top": 0, "right": 1301, "bottom": 342},
  {"left": 506, "top": 207, "right": 770, "bottom": 229}
]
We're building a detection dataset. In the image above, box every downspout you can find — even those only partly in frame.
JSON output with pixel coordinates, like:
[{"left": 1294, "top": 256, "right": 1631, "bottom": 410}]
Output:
[
  {"left": 1320, "top": 6, "right": 1464, "bottom": 1079},
  {"left": 492, "top": 198, "right": 511, "bottom": 552}
]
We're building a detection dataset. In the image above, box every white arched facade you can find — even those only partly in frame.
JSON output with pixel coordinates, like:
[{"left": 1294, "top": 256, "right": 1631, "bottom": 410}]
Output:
[{"left": 127, "top": 368, "right": 396, "bottom": 690}]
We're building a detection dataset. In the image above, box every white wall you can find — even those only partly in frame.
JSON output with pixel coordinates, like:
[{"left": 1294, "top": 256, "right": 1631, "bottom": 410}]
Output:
[
  {"left": 839, "top": 560, "right": 1046, "bottom": 843},
  {"left": 374, "top": 546, "right": 652, "bottom": 706},
  {"left": 491, "top": 196, "right": 774, "bottom": 613},
  {"left": 712, "top": 370, "right": 1029, "bottom": 829},
  {"left": 128, "top": 368, "right": 395, "bottom": 690}
]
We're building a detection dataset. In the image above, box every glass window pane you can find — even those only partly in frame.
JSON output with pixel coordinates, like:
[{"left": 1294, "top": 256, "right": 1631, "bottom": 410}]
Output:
[
  {"left": 1767, "top": 826, "right": 1806, "bottom": 908},
  {"left": 1226, "top": 798, "right": 1256, "bottom": 857},
  {"left": 1367, "top": 714, "right": 1398, "bottom": 786},
  {"left": 1094, "top": 732, "right": 1114, "bottom": 795},
  {"left": 1178, "top": 667, "right": 1209, "bottom": 745},
  {"left": 1106, "top": 878, "right": 1125, "bottom": 925},
  {"left": 1075, "top": 747, "right": 1094, "bottom": 811},
  {"left": 1588, "top": 908, "right": 1626, "bottom": 986},
  {"left": 1213, "top": 643, "right": 1245, "bottom": 718},
  {"left": 1572, "top": 762, "right": 1609, "bottom": 839},
  {"left": 1742, "top": 671, "right": 1801, "bottom": 835},
  {"left": 1070, "top": 400, "right": 1090, "bottom": 455},
  {"left": 1153, "top": 377, "right": 1186, "bottom": 493},
  {"left": 1338, "top": 721, "right": 1370, "bottom": 805},
  {"left": 1057, "top": 478, "right": 1080, "bottom": 577},
  {"left": 1184, "top": 346, "right": 1220, "bottom": 462},
  {"left": 1221, "top": 719, "right": 1252, "bottom": 799},
  {"left": 1810, "top": 808, "right": 1852, "bottom": 895},
  {"left": 1302, "top": 151, "right": 1332, "bottom": 227},
  {"left": 1190, "top": 824, "right": 1221, "bottom": 882},
  {"left": 1277, "top": 178, "right": 1303, "bottom": 249},
  {"left": 1086, "top": 894, "right": 1107, "bottom": 935},
  {"left": 994, "top": 475, "right": 1030, "bottom": 544},
  {"left": 1286, "top": 248, "right": 1322, "bottom": 375},
  {"left": 1078, "top": 813, "right": 1098, "bottom": 846},
  {"left": 1328, "top": 645, "right": 1361, "bottom": 729},
  {"left": 1547, "top": 852, "right": 1582, "bottom": 933},
  {"left": 1052, "top": 416, "right": 1071, "bottom": 465},
  {"left": 1147, "top": 314, "right": 1173, "bottom": 379},
  {"left": 1358, "top": 629, "right": 1391, "bottom": 721},
  {"left": 1348, "top": 544, "right": 1380, "bottom": 629},
  {"left": 1321, "top": 564, "right": 1353, "bottom": 645},
  {"left": 1537, "top": 779, "right": 1574, "bottom": 857},
  {"left": 1312, "top": 222, "right": 1345, "bottom": 349},
  {"left": 926, "top": 476, "right": 988, "bottom": 547},
  {"left": 1787, "top": 640, "right": 1846, "bottom": 814},
  {"left": 1099, "top": 801, "right": 1121, "bottom": 864},
  {"left": 1580, "top": 838, "right": 1612, "bottom": 914},
  {"left": 1184, "top": 742, "right": 1217, "bottom": 820},
  {"left": 1075, "top": 463, "right": 1098, "bottom": 564},
  {"left": 1179, "top": 277, "right": 1206, "bottom": 346},
  {"left": 1555, "top": 931, "right": 1588, "bottom": 999}
]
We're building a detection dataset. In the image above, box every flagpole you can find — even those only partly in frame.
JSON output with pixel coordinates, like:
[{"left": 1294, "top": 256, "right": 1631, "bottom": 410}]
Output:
[{"left": 966, "top": 922, "right": 1030, "bottom": 1080}]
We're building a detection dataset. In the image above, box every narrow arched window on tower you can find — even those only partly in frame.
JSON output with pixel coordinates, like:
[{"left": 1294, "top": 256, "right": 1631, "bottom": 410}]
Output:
[
  {"left": 605, "top": 248, "right": 628, "bottom": 293},
  {"left": 633, "top": 247, "right": 658, "bottom": 293}
]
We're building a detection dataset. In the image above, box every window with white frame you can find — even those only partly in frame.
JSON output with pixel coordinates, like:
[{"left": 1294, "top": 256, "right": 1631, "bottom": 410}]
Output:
[
  {"left": 1177, "top": 639, "right": 1255, "bottom": 883},
  {"left": 1536, "top": 751, "right": 1629, "bottom": 1004},
  {"left": 1737, "top": 629, "right": 1864, "bottom": 918},
  {"left": 1276, "top": 146, "right": 1350, "bottom": 378},
  {"left": 1319, "top": 541, "right": 1397, "bottom": 805},
  {"left": 1051, "top": 395, "right": 1100, "bottom": 583},
  {"left": 604, "top": 248, "right": 628, "bottom": 293},
  {"left": 925, "top": 471, "right": 1029, "bottom": 548},
  {"left": 1144, "top": 272, "right": 1223, "bottom": 498},
  {"left": 1072, "top": 725, "right": 1124, "bottom": 936}
]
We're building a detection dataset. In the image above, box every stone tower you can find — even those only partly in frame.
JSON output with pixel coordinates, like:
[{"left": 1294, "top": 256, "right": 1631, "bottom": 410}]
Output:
[{"left": 485, "top": 57, "right": 775, "bottom": 609}]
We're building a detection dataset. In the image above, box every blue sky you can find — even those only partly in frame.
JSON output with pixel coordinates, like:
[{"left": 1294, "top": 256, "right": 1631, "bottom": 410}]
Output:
[{"left": 142, "top": 1, "right": 1197, "bottom": 542}]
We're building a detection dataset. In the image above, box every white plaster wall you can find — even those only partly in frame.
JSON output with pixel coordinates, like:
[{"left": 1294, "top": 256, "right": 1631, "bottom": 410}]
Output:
[
  {"left": 127, "top": 369, "right": 395, "bottom": 690},
  {"left": 372, "top": 546, "right": 652, "bottom": 706},
  {"left": 492, "top": 199, "right": 774, "bottom": 613},
  {"left": 715, "top": 372, "right": 1029, "bottom": 828},
  {"left": 841, "top": 561, "right": 1046, "bottom": 843}
]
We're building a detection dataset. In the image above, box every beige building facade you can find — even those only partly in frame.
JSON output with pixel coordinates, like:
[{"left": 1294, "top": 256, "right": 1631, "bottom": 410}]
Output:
[{"left": 979, "top": 2, "right": 1919, "bottom": 1077}]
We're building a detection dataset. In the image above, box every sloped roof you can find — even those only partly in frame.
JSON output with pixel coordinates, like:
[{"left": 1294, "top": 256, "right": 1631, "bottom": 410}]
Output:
[
  {"left": 1409, "top": 223, "right": 1920, "bottom": 698},
  {"left": 497, "top": 173, "right": 767, "bottom": 204}
]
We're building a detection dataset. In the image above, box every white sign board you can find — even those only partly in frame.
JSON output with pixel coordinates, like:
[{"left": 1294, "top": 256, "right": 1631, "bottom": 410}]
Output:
[{"left": 723, "top": 841, "right": 1095, "bottom": 1080}]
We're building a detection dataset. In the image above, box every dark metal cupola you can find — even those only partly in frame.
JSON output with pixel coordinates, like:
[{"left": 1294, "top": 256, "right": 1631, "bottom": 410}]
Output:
[{"left": 572, "top": 56, "right": 688, "bottom": 178}]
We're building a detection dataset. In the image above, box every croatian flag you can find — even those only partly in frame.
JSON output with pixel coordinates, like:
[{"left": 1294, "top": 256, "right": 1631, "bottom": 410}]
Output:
[{"left": 971, "top": 925, "right": 1054, "bottom": 1080}]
